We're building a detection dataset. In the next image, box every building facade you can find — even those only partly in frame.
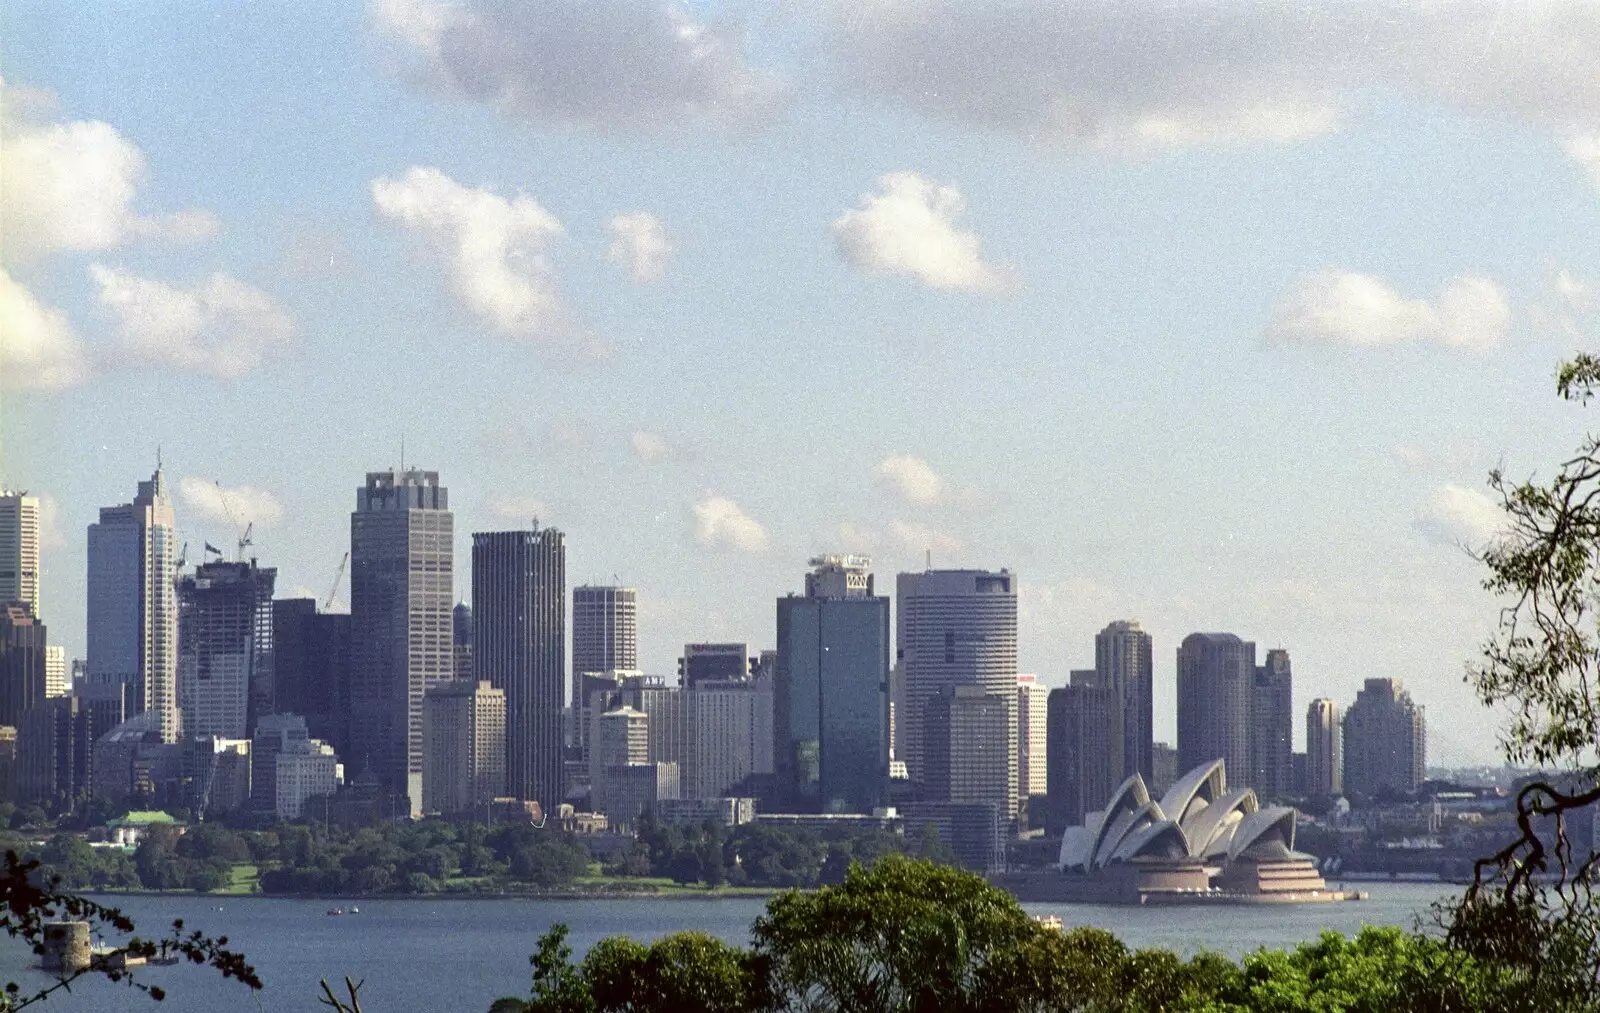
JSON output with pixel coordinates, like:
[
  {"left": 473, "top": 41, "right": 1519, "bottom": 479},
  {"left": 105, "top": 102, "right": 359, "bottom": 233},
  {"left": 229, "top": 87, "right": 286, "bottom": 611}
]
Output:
[
  {"left": 590, "top": 704, "right": 649, "bottom": 816},
  {"left": 1045, "top": 676, "right": 1124, "bottom": 831},
  {"left": 1016, "top": 673, "right": 1048, "bottom": 801},
  {"left": 684, "top": 679, "right": 756, "bottom": 800},
  {"left": 44, "top": 646, "right": 67, "bottom": 699},
  {"left": 680, "top": 642, "right": 747, "bottom": 686},
  {"left": 0, "top": 493, "right": 40, "bottom": 617},
  {"left": 774, "top": 555, "right": 890, "bottom": 813},
  {"left": 349, "top": 469, "right": 453, "bottom": 810},
  {"left": 1305, "top": 697, "right": 1342, "bottom": 797},
  {"left": 473, "top": 526, "right": 565, "bottom": 808},
  {"left": 177, "top": 560, "right": 276, "bottom": 740},
  {"left": 1342, "top": 678, "right": 1426, "bottom": 796},
  {"left": 923, "top": 684, "right": 1013, "bottom": 814},
  {"left": 1251, "top": 648, "right": 1294, "bottom": 800},
  {"left": 572, "top": 585, "right": 638, "bottom": 704},
  {"left": 1095, "top": 620, "right": 1153, "bottom": 782},
  {"left": 1, "top": 603, "right": 47, "bottom": 729},
  {"left": 87, "top": 468, "right": 180, "bottom": 742},
  {"left": 271, "top": 600, "right": 350, "bottom": 756},
  {"left": 1176, "top": 632, "right": 1255, "bottom": 790},
  {"left": 422, "top": 679, "right": 506, "bottom": 814},
  {"left": 897, "top": 569, "right": 1018, "bottom": 817}
]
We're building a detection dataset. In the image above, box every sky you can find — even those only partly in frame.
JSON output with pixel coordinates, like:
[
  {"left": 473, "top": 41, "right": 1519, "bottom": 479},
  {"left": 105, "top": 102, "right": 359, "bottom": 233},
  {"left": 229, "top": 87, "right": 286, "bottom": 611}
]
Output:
[{"left": 5, "top": 2, "right": 1600, "bottom": 766}]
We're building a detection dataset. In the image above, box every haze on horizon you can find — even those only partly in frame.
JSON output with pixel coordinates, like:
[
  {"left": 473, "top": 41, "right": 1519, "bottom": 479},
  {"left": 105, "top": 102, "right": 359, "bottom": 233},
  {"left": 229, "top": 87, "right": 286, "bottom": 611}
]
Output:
[{"left": 5, "top": 2, "right": 1600, "bottom": 767}]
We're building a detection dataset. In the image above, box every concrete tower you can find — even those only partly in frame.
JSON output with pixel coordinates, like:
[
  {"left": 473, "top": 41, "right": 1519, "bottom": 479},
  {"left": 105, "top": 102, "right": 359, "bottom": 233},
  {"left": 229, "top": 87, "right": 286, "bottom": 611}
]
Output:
[
  {"left": 177, "top": 559, "right": 276, "bottom": 740},
  {"left": 1176, "top": 632, "right": 1255, "bottom": 789},
  {"left": 1095, "top": 620, "right": 1153, "bottom": 782},
  {"left": 1342, "top": 678, "right": 1426, "bottom": 796},
  {"left": 0, "top": 492, "right": 40, "bottom": 616},
  {"left": 1306, "top": 697, "right": 1342, "bottom": 797}
]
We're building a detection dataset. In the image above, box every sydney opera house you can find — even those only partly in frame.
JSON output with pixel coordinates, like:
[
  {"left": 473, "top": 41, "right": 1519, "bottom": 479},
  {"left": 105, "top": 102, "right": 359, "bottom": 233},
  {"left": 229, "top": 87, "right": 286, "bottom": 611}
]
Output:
[{"left": 1051, "top": 759, "right": 1357, "bottom": 904}]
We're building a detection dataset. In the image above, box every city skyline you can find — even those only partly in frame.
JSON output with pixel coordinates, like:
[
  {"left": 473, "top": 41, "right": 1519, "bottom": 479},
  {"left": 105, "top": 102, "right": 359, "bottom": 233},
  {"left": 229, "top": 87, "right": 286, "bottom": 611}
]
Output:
[{"left": 10, "top": 6, "right": 1600, "bottom": 765}]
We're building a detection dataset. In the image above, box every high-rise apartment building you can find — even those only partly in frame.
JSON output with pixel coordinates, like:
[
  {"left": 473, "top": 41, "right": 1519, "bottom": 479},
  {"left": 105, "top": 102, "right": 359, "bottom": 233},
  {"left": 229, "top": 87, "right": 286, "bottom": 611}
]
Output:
[
  {"left": 573, "top": 585, "right": 637, "bottom": 699},
  {"left": 473, "top": 526, "right": 564, "bottom": 809},
  {"left": 897, "top": 568, "right": 1018, "bottom": 817},
  {"left": 1095, "top": 621, "right": 1153, "bottom": 781},
  {"left": 0, "top": 493, "right": 40, "bottom": 616},
  {"left": 1343, "top": 678, "right": 1426, "bottom": 796},
  {"left": 1305, "top": 698, "right": 1342, "bottom": 797},
  {"left": 44, "top": 646, "right": 67, "bottom": 699},
  {"left": 87, "top": 468, "right": 180, "bottom": 742},
  {"left": 1044, "top": 675, "right": 1124, "bottom": 831},
  {"left": 1251, "top": 648, "right": 1294, "bottom": 800},
  {"left": 271, "top": 600, "right": 350, "bottom": 755},
  {"left": 774, "top": 555, "right": 890, "bottom": 812},
  {"left": 1016, "top": 673, "right": 1047, "bottom": 800},
  {"left": 177, "top": 560, "right": 276, "bottom": 740},
  {"left": 680, "top": 642, "right": 747, "bottom": 686},
  {"left": 1176, "top": 632, "right": 1255, "bottom": 788},
  {"left": 348, "top": 469, "right": 453, "bottom": 810},
  {"left": 1, "top": 603, "right": 47, "bottom": 728},
  {"left": 422, "top": 679, "right": 506, "bottom": 814}
]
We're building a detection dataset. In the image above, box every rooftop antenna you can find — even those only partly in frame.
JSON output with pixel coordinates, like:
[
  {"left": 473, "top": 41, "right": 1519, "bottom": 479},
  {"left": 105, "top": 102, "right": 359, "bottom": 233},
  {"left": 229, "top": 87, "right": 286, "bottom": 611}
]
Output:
[{"left": 926, "top": 549, "right": 932, "bottom": 570}]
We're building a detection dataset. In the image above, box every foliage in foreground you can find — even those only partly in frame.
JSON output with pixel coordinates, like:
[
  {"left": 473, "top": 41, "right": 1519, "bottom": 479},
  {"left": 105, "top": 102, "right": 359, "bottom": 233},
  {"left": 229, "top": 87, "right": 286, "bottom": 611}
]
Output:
[{"left": 491, "top": 855, "right": 1550, "bottom": 1013}]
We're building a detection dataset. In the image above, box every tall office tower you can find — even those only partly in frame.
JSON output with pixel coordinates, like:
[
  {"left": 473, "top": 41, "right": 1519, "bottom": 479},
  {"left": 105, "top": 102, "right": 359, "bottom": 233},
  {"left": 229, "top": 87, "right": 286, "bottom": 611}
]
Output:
[
  {"left": 44, "top": 646, "right": 67, "bottom": 698},
  {"left": 1176, "top": 632, "right": 1256, "bottom": 787},
  {"left": 774, "top": 555, "right": 890, "bottom": 812},
  {"left": 1305, "top": 698, "right": 1342, "bottom": 797},
  {"left": 271, "top": 600, "right": 351, "bottom": 755},
  {"left": 251, "top": 712, "right": 310, "bottom": 814},
  {"left": 0, "top": 493, "right": 40, "bottom": 616},
  {"left": 573, "top": 586, "right": 638, "bottom": 700},
  {"left": 17, "top": 695, "right": 95, "bottom": 806},
  {"left": 614, "top": 674, "right": 685, "bottom": 768},
  {"left": 1044, "top": 675, "right": 1124, "bottom": 831},
  {"left": 897, "top": 569, "right": 1018, "bottom": 817},
  {"left": 684, "top": 679, "right": 756, "bottom": 799},
  {"left": 923, "top": 685, "right": 1012, "bottom": 813},
  {"left": 1095, "top": 621, "right": 1154, "bottom": 781},
  {"left": 750, "top": 650, "right": 776, "bottom": 776},
  {"left": 177, "top": 560, "right": 276, "bottom": 740},
  {"left": 1150, "top": 742, "right": 1179, "bottom": 795},
  {"left": 590, "top": 704, "right": 650, "bottom": 816},
  {"left": 680, "top": 642, "right": 747, "bottom": 686},
  {"left": 889, "top": 660, "right": 905, "bottom": 762},
  {"left": 1, "top": 603, "right": 47, "bottom": 727},
  {"left": 87, "top": 468, "right": 180, "bottom": 742},
  {"left": 422, "top": 679, "right": 506, "bottom": 814},
  {"left": 452, "top": 603, "right": 474, "bottom": 682},
  {"left": 1342, "top": 678, "right": 1427, "bottom": 796},
  {"left": 1251, "top": 648, "right": 1294, "bottom": 800},
  {"left": 473, "top": 526, "right": 564, "bottom": 809},
  {"left": 1016, "top": 674, "right": 1048, "bottom": 801},
  {"left": 348, "top": 469, "right": 453, "bottom": 809}
]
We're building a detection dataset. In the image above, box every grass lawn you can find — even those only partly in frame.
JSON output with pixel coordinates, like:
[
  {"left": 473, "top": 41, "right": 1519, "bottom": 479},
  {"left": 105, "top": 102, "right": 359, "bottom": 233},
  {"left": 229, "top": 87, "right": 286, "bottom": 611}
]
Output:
[{"left": 216, "top": 864, "right": 258, "bottom": 894}]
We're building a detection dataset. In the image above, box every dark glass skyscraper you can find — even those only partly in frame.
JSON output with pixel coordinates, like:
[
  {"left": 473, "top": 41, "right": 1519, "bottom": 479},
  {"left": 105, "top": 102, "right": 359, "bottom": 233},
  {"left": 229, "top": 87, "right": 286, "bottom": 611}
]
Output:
[
  {"left": 1095, "top": 620, "right": 1153, "bottom": 781},
  {"left": 1045, "top": 674, "right": 1123, "bottom": 831},
  {"left": 1176, "top": 632, "right": 1255, "bottom": 786},
  {"left": 271, "top": 599, "right": 350, "bottom": 755},
  {"left": 473, "top": 526, "right": 565, "bottom": 809},
  {"left": 774, "top": 555, "right": 889, "bottom": 813}
]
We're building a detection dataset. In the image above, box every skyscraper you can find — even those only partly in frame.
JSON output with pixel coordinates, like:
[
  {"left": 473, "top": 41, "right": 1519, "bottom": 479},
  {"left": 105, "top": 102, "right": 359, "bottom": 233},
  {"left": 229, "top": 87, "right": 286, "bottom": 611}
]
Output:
[
  {"left": 473, "top": 526, "right": 565, "bottom": 808},
  {"left": 348, "top": 469, "right": 453, "bottom": 809},
  {"left": 1, "top": 603, "right": 47, "bottom": 728},
  {"left": 897, "top": 568, "right": 1018, "bottom": 817},
  {"left": 775, "top": 555, "right": 890, "bottom": 812},
  {"left": 0, "top": 492, "right": 40, "bottom": 616},
  {"left": 44, "top": 646, "right": 67, "bottom": 699},
  {"left": 1343, "top": 678, "right": 1426, "bottom": 796},
  {"left": 1016, "top": 673, "right": 1047, "bottom": 801},
  {"left": 1251, "top": 648, "right": 1294, "bottom": 800},
  {"left": 1176, "top": 632, "right": 1255, "bottom": 788},
  {"left": 1306, "top": 697, "right": 1342, "bottom": 797},
  {"left": 87, "top": 467, "right": 179, "bottom": 742},
  {"left": 1045, "top": 676, "right": 1124, "bottom": 831},
  {"left": 684, "top": 678, "right": 756, "bottom": 799},
  {"left": 452, "top": 602, "right": 474, "bottom": 682},
  {"left": 1095, "top": 620, "right": 1153, "bottom": 781},
  {"left": 572, "top": 585, "right": 637, "bottom": 699},
  {"left": 923, "top": 684, "right": 1012, "bottom": 812},
  {"left": 679, "top": 643, "right": 747, "bottom": 685},
  {"left": 271, "top": 599, "right": 350, "bottom": 755},
  {"left": 422, "top": 679, "right": 506, "bottom": 814},
  {"left": 177, "top": 560, "right": 276, "bottom": 740}
]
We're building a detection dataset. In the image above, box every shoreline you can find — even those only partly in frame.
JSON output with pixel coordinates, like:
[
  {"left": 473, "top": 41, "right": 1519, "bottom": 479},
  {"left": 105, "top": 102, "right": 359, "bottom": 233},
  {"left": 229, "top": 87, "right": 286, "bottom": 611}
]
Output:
[{"left": 83, "top": 886, "right": 788, "bottom": 903}]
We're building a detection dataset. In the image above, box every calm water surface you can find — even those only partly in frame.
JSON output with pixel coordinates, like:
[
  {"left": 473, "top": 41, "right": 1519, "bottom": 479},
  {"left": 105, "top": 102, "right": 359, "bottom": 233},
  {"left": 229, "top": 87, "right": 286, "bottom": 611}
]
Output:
[{"left": 0, "top": 883, "right": 1456, "bottom": 1012}]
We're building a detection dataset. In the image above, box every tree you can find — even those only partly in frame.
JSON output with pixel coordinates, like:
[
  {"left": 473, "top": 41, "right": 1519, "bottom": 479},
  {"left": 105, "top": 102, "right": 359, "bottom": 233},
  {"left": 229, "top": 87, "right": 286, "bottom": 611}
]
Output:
[{"left": 583, "top": 933, "right": 767, "bottom": 1013}]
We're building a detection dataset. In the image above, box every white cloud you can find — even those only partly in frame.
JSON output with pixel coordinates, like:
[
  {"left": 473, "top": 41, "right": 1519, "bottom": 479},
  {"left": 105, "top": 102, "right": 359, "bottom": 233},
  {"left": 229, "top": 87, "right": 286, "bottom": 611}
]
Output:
[
  {"left": 372, "top": 0, "right": 784, "bottom": 132},
  {"left": 0, "top": 268, "right": 90, "bottom": 390},
  {"left": 90, "top": 264, "right": 295, "bottom": 379},
  {"left": 693, "top": 494, "right": 769, "bottom": 553},
  {"left": 1416, "top": 484, "right": 1505, "bottom": 548},
  {"left": 888, "top": 519, "right": 962, "bottom": 560},
  {"left": 832, "top": 172, "right": 1007, "bottom": 292},
  {"left": 1266, "top": 271, "right": 1510, "bottom": 351},
  {"left": 0, "top": 80, "right": 218, "bottom": 256},
  {"left": 830, "top": 4, "right": 1600, "bottom": 151},
  {"left": 372, "top": 166, "right": 600, "bottom": 357},
  {"left": 35, "top": 494, "right": 66, "bottom": 551},
  {"left": 488, "top": 494, "right": 549, "bottom": 524},
  {"left": 1568, "top": 134, "right": 1600, "bottom": 189},
  {"left": 874, "top": 454, "right": 947, "bottom": 506},
  {"left": 178, "top": 477, "right": 286, "bottom": 529},
  {"left": 630, "top": 431, "right": 673, "bottom": 462},
  {"left": 608, "top": 212, "right": 674, "bottom": 282}
]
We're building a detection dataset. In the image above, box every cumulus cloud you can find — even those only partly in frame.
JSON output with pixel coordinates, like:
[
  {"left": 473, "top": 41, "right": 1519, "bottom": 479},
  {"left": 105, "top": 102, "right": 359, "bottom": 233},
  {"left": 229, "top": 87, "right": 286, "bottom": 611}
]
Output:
[
  {"left": 488, "top": 494, "right": 549, "bottom": 523},
  {"left": 1266, "top": 271, "right": 1510, "bottom": 351},
  {"left": 693, "top": 494, "right": 769, "bottom": 553},
  {"left": 0, "top": 79, "right": 217, "bottom": 255},
  {"left": 874, "top": 454, "right": 946, "bottom": 506},
  {"left": 178, "top": 477, "right": 286, "bottom": 529},
  {"left": 0, "top": 268, "right": 90, "bottom": 390},
  {"left": 630, "top": 431, "right": 673, "bottom": 462},
  {"left": 832, "top": 172, "right": 1007, "bottom": 292},
  {"left": 372, "top": 166, "right": 601, "bottom": 357},
  {"left": 372, "top": 0, "right": 784, "bottom": 132},
  {"left": 35, "top": 494, "right": 67, "bottom": 552},
  {"left": 1568, "top": 134, "right": 1600, "bottom": 189},
  {"left": 90, "top": 264, "right": 295, "bottom": 379},
  {"left": 608, "top": 213, "right": 674, "bottom": 282},
  {"left": 888, "top": 518, "right": 962, "bottom": 560},
  {"left": 829, "top": 4, "right": 1600, "bottom": 151},
  {"left": 1416, "top": 484, "right": 1506, "bottom": 548}
]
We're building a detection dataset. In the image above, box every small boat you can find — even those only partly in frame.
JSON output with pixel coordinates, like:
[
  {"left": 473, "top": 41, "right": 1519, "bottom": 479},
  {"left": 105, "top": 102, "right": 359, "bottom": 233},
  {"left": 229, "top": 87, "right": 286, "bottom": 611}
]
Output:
[
  {"left": 326, "top": 907, "right": 345, "bottom": 916},
  {"left": 348, "top": 906, "right": 360, "bottom": 914}
]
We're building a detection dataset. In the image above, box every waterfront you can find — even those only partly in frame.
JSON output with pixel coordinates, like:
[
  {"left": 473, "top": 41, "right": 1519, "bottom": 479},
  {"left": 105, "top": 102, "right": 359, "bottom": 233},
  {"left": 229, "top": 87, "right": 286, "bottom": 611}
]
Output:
[{"left": 0, "top": 883, "right": 1456, "bottom": 1012}]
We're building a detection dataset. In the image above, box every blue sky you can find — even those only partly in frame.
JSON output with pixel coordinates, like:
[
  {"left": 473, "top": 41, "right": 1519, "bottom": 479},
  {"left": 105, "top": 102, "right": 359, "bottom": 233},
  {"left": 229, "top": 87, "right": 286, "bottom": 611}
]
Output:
[{"left": 5, "top": 2, "right": 1600, "bottom": 765}]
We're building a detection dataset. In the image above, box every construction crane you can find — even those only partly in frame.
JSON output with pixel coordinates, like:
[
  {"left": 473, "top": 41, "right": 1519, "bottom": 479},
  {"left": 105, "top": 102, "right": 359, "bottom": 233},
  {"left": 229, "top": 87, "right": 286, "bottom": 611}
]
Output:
[
  {"left": 214, "top": 480, "right": 254, "bottom": 562},
  {"left": 324, "top": 551, "right": 349, "bottom": 611},
  {"left": 237, "top": 521, "right": 253, "bottom": 561}
]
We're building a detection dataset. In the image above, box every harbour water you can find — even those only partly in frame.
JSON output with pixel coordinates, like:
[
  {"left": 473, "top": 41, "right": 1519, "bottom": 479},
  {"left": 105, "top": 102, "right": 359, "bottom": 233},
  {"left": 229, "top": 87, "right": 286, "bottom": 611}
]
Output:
[{"left": 0, "top": 883, "right": 1456, "bottom": 1012}]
